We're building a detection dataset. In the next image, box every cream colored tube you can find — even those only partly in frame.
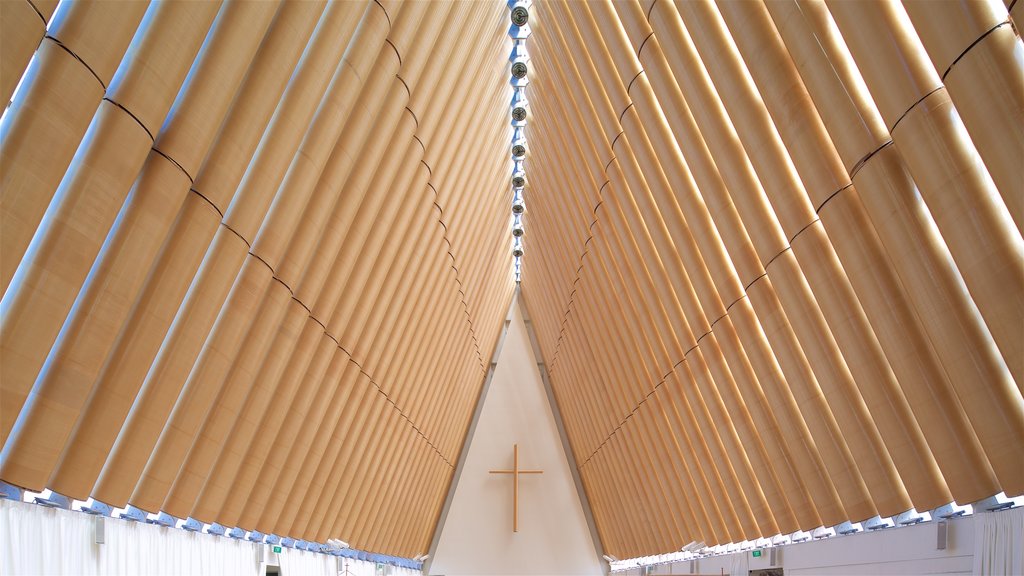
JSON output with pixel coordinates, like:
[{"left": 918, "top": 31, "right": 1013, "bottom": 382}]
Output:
[
  {"left": 852, "top": 145, "right": 1024, "bottom": 497},
  {"left": 577, "top": 3, "right": 790, "bottom": 528},
  {"left": 287, "top": 0, "right": 454, "bottom": 308},
  {"left": 327, "top": 111, "right": 423, "bottom": 336},
  {"left": 603, "top": 161, "right": 759, "bottom": 539},
  {"left": 250, "top": 1, "right": 396, "bottom": 272},
  {"left": 91, "top": 0, "right": 361, "bottom": 509},
  {"left": 717, "top": 0, "right": 951, "bottom": 511},
  {"left": 318, "top": 2, "right": 480, "bottom": 334},
  {"left": 206, "top": 311, "right": 327, "bottom": 528},
  {"left": 902, "top": 1, "right": 1022, "bottom": 232},
  {"left": 575, "top": 194, "right": 698, "bottom": 541},
  {"left": 222, "top": 329, "right": 338, "bottom": 529},
  {"left": 614, "top": 1, "right": 764, "bottom": 290},
  {"left": 673, "top": 0, "right": 906, "bottom": 519},
  {"left": 0, "top": 0, "right": 148, "bottom": 294},
  {"left": 88, "top": 229, "right": 247, "bottom": 508},
  {"left": 47, "top": 0, "right": 327, "bottom": 503},
  {"left": 826, "top": 0, "right": 1023, "bottom": 383},
  {"left": 0, "top": 0, "right": 50, "bottom": 107},
  {"left": 307, "top": 132, "right": 428, "bottom": 537},
  {"left": 0, "top": 0, "right": 220, "bottom": 451},
  {"left": 331, "top": 143, "right": 429, "bottom": 372},
  {"left": 127, "top": 255, "right": 275, "bottom": 513},
  {"left": 635, "top": 0, "right": 854, "bottom": 526},
  {"left": 282, "top": 375, "right": 381, "bottom": 537},
  {"left": 892, "top": 88, "right": 1024, "bottom": 387},
  {"left": 817, "top": 0, "right": 1024, "bottom": 496},
  {"left": 765, "top": 0, "right": 1001, "bottom": 507},
  {"left": 187, "top": 298, "right": 310, "bottom": 524},
  {"left": 168, "top": 5, "right": 407, "bottom": 521},
  {"left": 258, "top": 78, "right": 438, "bottom": 537},
  {"left": 0, "top": 0, "right": 279, "bottom": 496},
  {"left": 248, "top": 356, "right": 358, "bottom": 533},
  {"left": 128, "top": 2, "right": 390, "bottom": 513},
  {"left": 155, "top": 279, "right": 294, "bottom": 519},
  {"left": 311, "top": 394, "right": 399, "bottom": 541},
  {"left": 211, "top": 12, "right": 440, "bottom": 528}
]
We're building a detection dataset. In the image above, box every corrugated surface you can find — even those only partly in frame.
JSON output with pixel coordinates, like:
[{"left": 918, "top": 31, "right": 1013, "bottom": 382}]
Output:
[
  {"left": 0, "top": 0, "right": 514, "bottom": 558},
  {"left": 520, "top": 0, "right": 1023, "bottom": 559}
]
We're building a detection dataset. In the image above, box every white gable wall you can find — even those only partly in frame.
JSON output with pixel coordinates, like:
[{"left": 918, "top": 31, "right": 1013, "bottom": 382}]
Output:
[{"left": 429, "top": 301, "right": 603, "bottom": 575}]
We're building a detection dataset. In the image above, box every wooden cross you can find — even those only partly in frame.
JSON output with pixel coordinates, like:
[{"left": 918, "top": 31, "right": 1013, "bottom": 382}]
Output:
[{"left": 489, "top": 443, "right": 543, "bottom": 532}]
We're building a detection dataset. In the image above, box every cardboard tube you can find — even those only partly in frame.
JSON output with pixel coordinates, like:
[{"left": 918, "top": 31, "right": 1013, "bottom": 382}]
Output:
[
  {"left": 329, "top": 105, "right": 421, "bottom": 334},
  {"left": 0, "top": 0, "right": 47, "bottom": 107},
  {"left": 765, "top": 0, "right": 1002, "bottom": 506},
  {"left": 89, "top": 0, "right": 360, "bottom": 509},
  {"left": 0, "top": 0, "right": 218, "bottom": 457},
  {"left": 769, "top": 249, "right": 910, "bottom": 516},
  {"left": 696, "top": 332, "right": 792, "bottom": 534},
  {"left": 91, "top": 229, "right": 249, "bottom": 507},
  {"left": 155, "top": 278, "right": 293, "bottom": 518},
  {"left": 712, "top": 314, "right": 821, "bottom": 530},
  {"left": 828, "top": 1, "right": 1021, "bottom": 389},
  {"left": 824, "top": 0, "right": 941, "bottom": 127},
  {"left": 778, "top": 0, "right": 892, "bottom": 171},
  {"left": 221, "top": 0, "right": 364, "bottom": 242},
  {"left": 1, "top": 0, "right": 279, "bottom": 496},
  {"left": 0, "top": 1, "right": 148, "bottom": 293},
  {"left": 935, "top": 23, "right": 1023, "bottom": 234},
  {"left": 189, "top": 301, "right": 313, "bottom": 524},
  {"left": 129, "top": 257, "right": 274, "bottom": 513},
  {"left": 791, "top": 224, "right": 949, "bottom": 510},
  {"left": 332, "top": 137, "right": 428, "bottom": 361},
  {"left": 718, "top": 0, "right": 951, "bottom": 510},
  {"left": 1, "top": 151, "right": 189, "bottom": 492},
  {"left": 250, "top": 1, "right": 396, "bottom": 272},
  {"left": 225, "top": 330, "right": 339, "bottom": 529},
  {"left": 890, "top": 89, "right": 1023, "bottom": 388},
  {"left": 47, "top": 0, "right": 326, "bottom": 501},
  {"left": 281, "top": 374, "right": 380, "bottom": 537},
  {"left": 621, "top": 16, "right": 764, "bottom": 289},
  {"left": 192, "top": 1, "right": 328, "bottom": 212},
  {"left": 0, "top": 103, "right": 154, "bottom": 450},
  {"left": 304, "top": 73, "right": 410, "bottom": 323},
  {"left": 818, "top": 189, "right": 999, "bottom": 503},
  {"left": 131, "top": 6, "right": 400, "bottom": 506},
  {"left": 144, "top": 21, "right": 410, "bottom": 520},
  {"left": 48, "top": 194, "right": 220, "bottom": 499},
  {"left": 852, "top": 146, "right": 1024, "bottom": 497},
  {"left": 247, "top": 356, "right": 358, "bottom": 533}
]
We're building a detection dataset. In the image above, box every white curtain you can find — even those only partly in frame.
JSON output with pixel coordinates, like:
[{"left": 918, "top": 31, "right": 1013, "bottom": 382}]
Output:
[
  {"left": 277, "top": 547, "right": 335, "bottom": 576},
  {"left": 0, "top": 499, "right": 422, "bottom": 576},
  {"left": 339, "top": 557, "right": 376, "bottom": 576},
  {"left": 335, "top": 558, "right": 422, "bottom": 576},
  {"left": 974, "top": 507, "right": 1024, "bottom": 575},
  {"left": 1, "top": 498, "right": 258, "bottom": 576}
]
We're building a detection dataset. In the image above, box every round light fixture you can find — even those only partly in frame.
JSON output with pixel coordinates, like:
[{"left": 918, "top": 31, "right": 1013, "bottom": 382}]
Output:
[{"left": 511, "top": 6, "right": 528, "bottom": 26}]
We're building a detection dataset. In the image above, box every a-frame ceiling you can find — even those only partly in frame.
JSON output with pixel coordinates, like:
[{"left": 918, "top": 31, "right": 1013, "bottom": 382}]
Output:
[
  {"left": 521, "top": 0, "right": 1023, "bottom": 559},
  {"left": 0, "top": 0, "right": 1022, "bottom": 563},
  {"left": 0, "top": 0, "right": 513, "bottom": 558}
]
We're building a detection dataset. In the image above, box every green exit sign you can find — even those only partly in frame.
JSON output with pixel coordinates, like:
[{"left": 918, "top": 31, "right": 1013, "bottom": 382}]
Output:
[
  {"left": 273, "top": 545, "right": 282, "bottom": 554},
  {"left": 752, "top": 549, "right": 762, "bottom": 558}
]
